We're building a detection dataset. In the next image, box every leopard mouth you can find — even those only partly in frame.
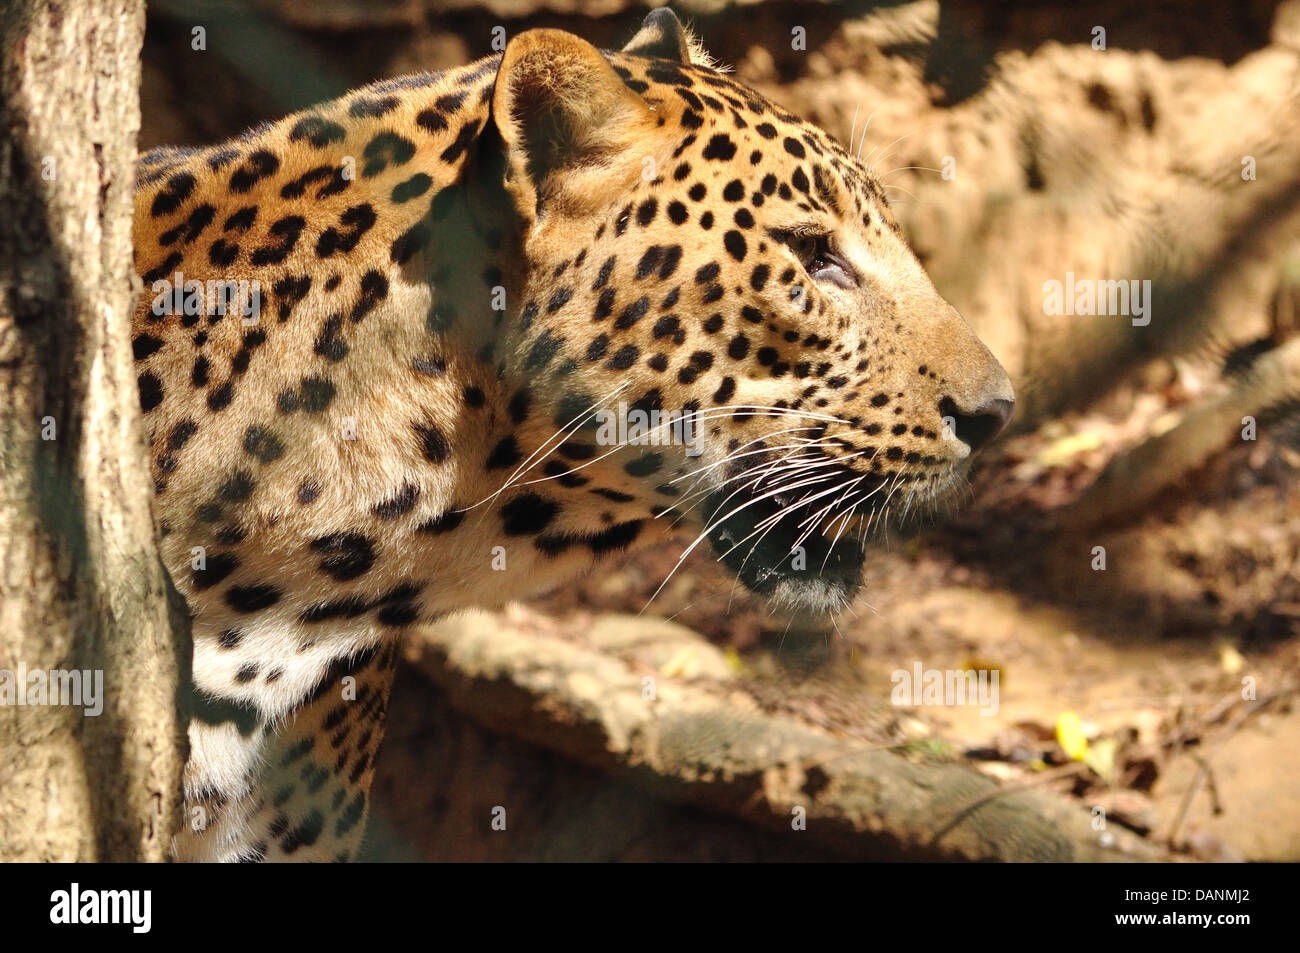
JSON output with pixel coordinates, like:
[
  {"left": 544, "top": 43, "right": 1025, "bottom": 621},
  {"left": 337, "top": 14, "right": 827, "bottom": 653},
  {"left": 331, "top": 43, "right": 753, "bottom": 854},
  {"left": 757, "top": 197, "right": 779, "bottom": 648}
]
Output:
[{"left": 704, "top": 468, "right": 869, "bottom": 615}]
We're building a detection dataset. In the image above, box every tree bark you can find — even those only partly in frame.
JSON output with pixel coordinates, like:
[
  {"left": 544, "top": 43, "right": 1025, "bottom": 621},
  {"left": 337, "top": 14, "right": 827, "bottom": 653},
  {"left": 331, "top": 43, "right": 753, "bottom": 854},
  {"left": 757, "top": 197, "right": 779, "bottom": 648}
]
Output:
[{"left": 0, "top": 0, "right": 189, "bottom": 862}]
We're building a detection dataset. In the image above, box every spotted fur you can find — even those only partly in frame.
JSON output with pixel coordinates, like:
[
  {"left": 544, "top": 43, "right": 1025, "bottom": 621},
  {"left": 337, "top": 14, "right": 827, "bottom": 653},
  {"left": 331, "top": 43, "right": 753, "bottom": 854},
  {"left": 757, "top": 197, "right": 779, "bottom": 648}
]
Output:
[{"left": 133, "top": 9, "right": 1013, "bottom": 861}]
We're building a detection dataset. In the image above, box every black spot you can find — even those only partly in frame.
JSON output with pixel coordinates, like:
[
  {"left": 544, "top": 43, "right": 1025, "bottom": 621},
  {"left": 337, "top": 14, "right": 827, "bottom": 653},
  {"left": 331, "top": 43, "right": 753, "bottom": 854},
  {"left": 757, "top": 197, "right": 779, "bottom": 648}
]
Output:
[
  {"left": 417, "top": 509, "right": 465, "bottom": 534},
  {"left": 167, "top": 419, "right": 198, "bottom": 452},
  {"left": 591, "top": 488, "right": 635, "bottom": 503},
  {"left": 289, "top": 116, "right": 347, "bottom": 148},
  {"left": 361, "top": 131, "right": 416, "bottom": 177},
  {"left": 297, "top": 480, "right": 321, "bottom": 504},
  {"left": 348, "top": 269, "right": 389, "bottom": 322},
  {"left": 218, "top": 469, "right": 255, "bottom": 502},
  {"left": 783, "top": 137, "right": 806, "bottom": 158},
  {"left": 702, "top": 133, "right": 737, "bottom": 160},
  {"left": 207, "top": 379, "right": 235, "bottom": 411},
  {"left": 314, "top": 314, "right": 349, "bottom": 362},
  {"left": 636, "top": 246, "right": 662, "bottom": 280},
  {"left": 311, "top": 532, "right": 377, "bottom": 581},
  {"left": 150, "top": 172, "right": 195, "bottom": 218},
  {"left": 547, "top": 286, "right": 573, "bottom": 313},
  {"left": 316, "top": 203, "right": 376, "bottom": 258},
  {"left": 302, "top": 595, "right": 371, "bottom": 624},
  {"left": 624, "top": 453, "right": 663, "bottom": 477},
  {"left": 658, "top": 245, "right": 682, "bottom": 279},
  {"left": 272, "top": 274, "right": 312, "bottom": 322},
  {"left": 279, "top": 165, "right": 336, "bottom": 200},
  {"left": 377, "top": 602, "right": 420, "bottom": 627},
  {"left": 373, "top": 483, "right": 420, "bottom": 520},
  {"left": 502, "top": 494, "right": 559, "bottom": 535},
  {"left": 415, "top": 108, "right": 448, "bottom": 133},
  {"left": 132, "top": 334, "right": 164, "bottom": 360},
  {"left": 250, "top": 215, "right": 305, "bottom": 267},
  {"left": 614, "top": 296, "right": 650, "bottom": 330},
  {"left": 606, "top": 344, "right": 639, "bottom": 370},
  {"left": 439, "top": 118, "right": 481, "bottom": 164},
  {"left": 349, "top": 96, "right": 400, "bottom": 119},
  {"left": 224, "top": 584, "right": 281, "bottom": 613},
  {"left": 415, "top": 422, "right": 452, "bottom": 463},
  {"left": 391, "top": 173, "right": 433, "bottom": 203},
  {"left": 636, "top": 199, "right": 658, "bottom": 226},
  {"left": 243, "top": 425, "right": 285, "bottom": 463},
  {"left": 593, "top": 256, "right": 617, "bottom": 290},
  {"left": 281, "top": 810, "right": 325, "bottom": 854},
  {"left": 138, "top": 372, "right": 164, "bottom": 412},
  {"left": 390, "top": 219, "right": 432, "bottom": 265},
  {"left": 229, "top": 150, "right": 279, "bottom": 193},
  {"left": 695, "top": 262, "right": 720, "bottom": 284},
  {"left": 525, "top": 330, "right": 563, "bottom": 371},
  {"left": 508, "top": 389, "right": 531, "bottom": 423},
  {"left": 158, "top": 203, "right": 215, "bottom": 246},
  {"left": 192, "top": 552, "right": 239, "bottom": 590},
  {"left": 555, "top": 392, "right": 597, "bottom": 430},
  {"left": 486, "top": 436, "right": 523, "bottom": 470},
  {"left": 297, "top": 376, "right": 336, "bottom": 413},
  {"left": 141, "top": 252, "right": 184, "bottom": 285},
  {"left": 723, "top": 230, "right": 747, "bottom": 261}
]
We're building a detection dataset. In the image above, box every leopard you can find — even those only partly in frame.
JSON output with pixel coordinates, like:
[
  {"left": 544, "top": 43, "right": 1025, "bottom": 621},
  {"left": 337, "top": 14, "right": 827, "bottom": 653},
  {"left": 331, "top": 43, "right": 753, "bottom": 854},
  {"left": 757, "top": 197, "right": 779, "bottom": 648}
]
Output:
[{"left": 131, "top": 8, "right": 1014, "bottom": 861}]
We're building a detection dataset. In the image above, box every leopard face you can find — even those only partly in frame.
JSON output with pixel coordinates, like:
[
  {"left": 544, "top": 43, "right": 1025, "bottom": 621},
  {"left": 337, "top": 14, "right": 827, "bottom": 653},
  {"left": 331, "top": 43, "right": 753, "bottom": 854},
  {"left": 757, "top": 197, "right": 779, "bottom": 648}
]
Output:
[{"left": 492, "top": 12, "right": 1014, "bottom": 613}]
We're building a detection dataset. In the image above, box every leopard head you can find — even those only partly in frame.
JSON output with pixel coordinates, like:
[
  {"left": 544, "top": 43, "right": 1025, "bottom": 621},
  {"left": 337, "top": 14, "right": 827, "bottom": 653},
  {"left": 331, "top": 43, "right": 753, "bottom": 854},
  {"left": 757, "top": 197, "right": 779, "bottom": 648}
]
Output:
[{"left": 489, "top": 10, "right": 1013, "bottom": 614}]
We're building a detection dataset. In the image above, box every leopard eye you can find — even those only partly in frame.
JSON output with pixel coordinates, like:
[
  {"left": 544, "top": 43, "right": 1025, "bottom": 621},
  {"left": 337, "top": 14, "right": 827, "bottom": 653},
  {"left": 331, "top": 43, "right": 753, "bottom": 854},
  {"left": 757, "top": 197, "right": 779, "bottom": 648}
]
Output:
[{"left": 781, "top": 231, "right": 856, "bottom": 290}]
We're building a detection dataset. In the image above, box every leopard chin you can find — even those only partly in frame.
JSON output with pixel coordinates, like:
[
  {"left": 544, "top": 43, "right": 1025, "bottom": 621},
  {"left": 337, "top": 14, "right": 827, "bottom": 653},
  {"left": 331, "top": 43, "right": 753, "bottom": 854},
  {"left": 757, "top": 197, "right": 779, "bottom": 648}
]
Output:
[{"left": 703, "top": 475, "right": 868, "bottom": 615}]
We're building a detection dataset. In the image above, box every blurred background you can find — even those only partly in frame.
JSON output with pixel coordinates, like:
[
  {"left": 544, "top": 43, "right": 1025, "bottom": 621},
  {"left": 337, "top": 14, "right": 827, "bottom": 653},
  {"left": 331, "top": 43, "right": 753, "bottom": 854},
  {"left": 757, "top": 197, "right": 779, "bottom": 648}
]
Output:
[{"left": 140, "top": 0, "right": 1300, "bottom": 860}]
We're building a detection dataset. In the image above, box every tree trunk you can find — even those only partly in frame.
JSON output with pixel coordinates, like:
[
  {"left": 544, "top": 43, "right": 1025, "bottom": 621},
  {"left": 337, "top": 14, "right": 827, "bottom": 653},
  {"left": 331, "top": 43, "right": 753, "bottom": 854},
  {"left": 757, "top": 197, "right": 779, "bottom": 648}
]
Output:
[{"left": 0, "top": 0, "right": 189, "bottom": 862}]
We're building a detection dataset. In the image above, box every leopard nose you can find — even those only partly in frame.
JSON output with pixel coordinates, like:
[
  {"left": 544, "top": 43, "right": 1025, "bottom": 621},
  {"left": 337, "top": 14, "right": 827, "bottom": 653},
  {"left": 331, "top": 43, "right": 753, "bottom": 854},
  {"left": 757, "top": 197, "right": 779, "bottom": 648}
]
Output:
[{"left": 940, "top": 396, "right": 1014, "bottom": 453}]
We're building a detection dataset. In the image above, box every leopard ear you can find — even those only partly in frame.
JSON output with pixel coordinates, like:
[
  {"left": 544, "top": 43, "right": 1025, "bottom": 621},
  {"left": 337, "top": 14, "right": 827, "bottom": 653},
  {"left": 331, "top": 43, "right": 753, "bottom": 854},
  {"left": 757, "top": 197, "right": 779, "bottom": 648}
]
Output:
[
  {"left": 622, "top": 8, "right": 692, "bottom": 64},
  {"left": 492, "top": 28, "right": 653, "bottom": 222}
]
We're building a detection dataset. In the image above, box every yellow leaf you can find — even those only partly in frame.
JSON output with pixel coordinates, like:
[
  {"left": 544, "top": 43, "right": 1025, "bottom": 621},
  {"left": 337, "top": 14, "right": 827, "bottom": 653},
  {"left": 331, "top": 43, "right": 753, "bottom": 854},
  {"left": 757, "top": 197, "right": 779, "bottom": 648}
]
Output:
[
  {"left": 1083, "top": 737, "right": 1118, "bottom": 784},
  {"left": 1218, "top": 644, "right": 1245, "bottom": 676},
  {"left": 660, "top": 646, "right": 698, "bottom": 679},
  {"left": 1056, "top": 710, "right": 1089, "bottom": 761},
  {"left": 723, "top": 646, "right": 748, "bottom": 674},
  {"left": 1036, "top": 432, "right": 1103, "bottom": 467}
]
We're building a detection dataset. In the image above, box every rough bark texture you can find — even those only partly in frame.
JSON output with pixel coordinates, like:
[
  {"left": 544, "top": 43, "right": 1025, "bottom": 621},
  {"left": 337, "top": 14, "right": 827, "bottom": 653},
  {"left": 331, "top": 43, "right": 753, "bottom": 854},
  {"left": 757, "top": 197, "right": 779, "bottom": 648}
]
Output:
[
  {"left": 0, "top": 0, "right": 189, "bottom": 862},
  {"left": 399, "top": 611, "right": 1166, "bottom": 862}
]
